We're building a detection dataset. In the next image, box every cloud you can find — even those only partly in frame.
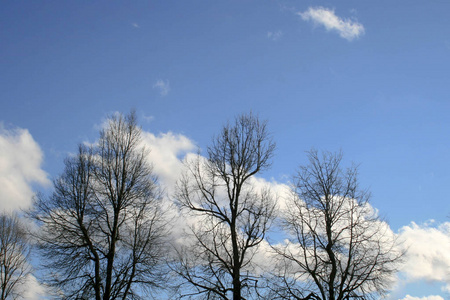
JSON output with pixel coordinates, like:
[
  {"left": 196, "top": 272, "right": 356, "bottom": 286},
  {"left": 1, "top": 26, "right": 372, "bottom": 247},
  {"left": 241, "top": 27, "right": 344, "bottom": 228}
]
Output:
[
  {"left": 141, "top": 131, "right": 196, "bottom": 193},
  {"left": 400, "top": 296, "right": 445, "bottom": 300},
  {"left": 153, "top": 79, "right": 170, "bottom": 96},
  {"left": 267, "top": 30, "right": 283, "bottom": 41},
  {"left": 248, "top": 176, "right": 290, "bottom": 212},
  {"left": 132, "top": 23, "right": 140, "bottom": 28},
  {"left": 398, "top": 221, "right": 450, "bottom": 291},
  {"left": 142, "top": 114, "right": 154, "bottom": 123},
  {"left": 0, "top": 125, "right": 50, "bottom": 212},
  {"left": 139, "top": 131, "right": 200, "bottom": 250},
  {"left": 298, "top": 7, "right": 365, "bottom": 41},
  {"left": 20, "top": 274, "right": 49, "bottom": 300}
]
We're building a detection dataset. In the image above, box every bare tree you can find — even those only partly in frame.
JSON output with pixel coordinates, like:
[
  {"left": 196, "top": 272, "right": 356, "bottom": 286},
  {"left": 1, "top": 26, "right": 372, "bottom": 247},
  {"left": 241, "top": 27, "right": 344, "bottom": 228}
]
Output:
[
  {"left": 271, "top": 150, "right": 401, "bottom": 300},
  {"left": 174, "top": 113, "right": 276, "bottom": 300},
  {"left": 31, "top": 112, "right": 169, "bottom": 300},
  {"left": 0, "top": 214, "right": 31, "bottom": 300}
]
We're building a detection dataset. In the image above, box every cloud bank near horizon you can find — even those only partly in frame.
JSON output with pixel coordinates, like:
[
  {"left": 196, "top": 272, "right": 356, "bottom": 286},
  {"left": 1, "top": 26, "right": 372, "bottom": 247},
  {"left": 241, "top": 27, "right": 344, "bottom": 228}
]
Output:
[{"left": 2, "top": 122, "right": 450, "bottom": 299}]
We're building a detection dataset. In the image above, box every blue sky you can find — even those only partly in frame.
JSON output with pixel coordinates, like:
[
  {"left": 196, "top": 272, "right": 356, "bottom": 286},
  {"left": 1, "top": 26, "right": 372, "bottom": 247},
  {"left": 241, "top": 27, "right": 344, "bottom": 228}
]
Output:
[{"left": 1, "top": 1, "right": 450, "bottom": 299}]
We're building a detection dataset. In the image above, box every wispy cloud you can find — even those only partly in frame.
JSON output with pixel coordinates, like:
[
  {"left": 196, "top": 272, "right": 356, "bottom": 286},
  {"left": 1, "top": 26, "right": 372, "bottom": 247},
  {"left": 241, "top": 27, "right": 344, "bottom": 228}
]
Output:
[
  {"left": 400, "top": 296, "right": 445, "bottom": 300},
  {"left": 143, "top": 114, "right": 154, "bottom": 123},
  {"left": 298, "top": 7, "right": 364, "bottom": 41},
  {"left": 132, "top": 23, "right": 140, "bottom": 28},
  {"left": 267, "top": 30, "right": 283, "bottom": 41},
  {"left": 153, "top": 79, "right": 170, "bottom": 96}
]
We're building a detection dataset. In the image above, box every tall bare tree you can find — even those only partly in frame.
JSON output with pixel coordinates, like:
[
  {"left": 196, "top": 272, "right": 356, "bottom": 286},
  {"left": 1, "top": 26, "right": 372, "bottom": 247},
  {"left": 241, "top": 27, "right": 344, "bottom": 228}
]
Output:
[
  {"left": 174, "top": 113, "right": 276, "bottom": 299},
  {"left": 31, "top": 112, "right": 169, "bottom": 300},
  {"left": 0, "top": 214, "right": 31, "bottom": 300},
  {"left": 271, "top": 150, "right": 401, "bottom": 300}
]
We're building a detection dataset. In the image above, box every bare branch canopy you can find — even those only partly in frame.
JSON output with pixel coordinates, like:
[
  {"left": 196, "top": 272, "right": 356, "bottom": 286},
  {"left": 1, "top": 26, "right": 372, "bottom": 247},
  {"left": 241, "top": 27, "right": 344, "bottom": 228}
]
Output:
[
  {"left": 270, "top": 150, "right": 402, "bottom": 300},
  {"left": 30, "top": 112, "right": 170, "bottom": 300},
  {"left": 174, "top": 113, "right": 276, "bottom": 300}
]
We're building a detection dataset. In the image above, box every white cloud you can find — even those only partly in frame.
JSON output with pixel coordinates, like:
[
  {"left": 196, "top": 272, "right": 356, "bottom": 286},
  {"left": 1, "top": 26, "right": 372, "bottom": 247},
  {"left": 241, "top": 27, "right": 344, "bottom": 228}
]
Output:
[
  {"left": 248, "top": 176, "right": 290, "bottom": 212},
  {"left": 20, "top": 274, "right": 49, "bottom": 300},
  {"left": 153, "top": 79, "right": 170, "bottom": 96},
  {"left": 298, "top": 7, "right": 365, "bottom": 41},
  {"left": 267, "top": 30, "right": 283, "bottom": 41},
  {"left": 141, "top": 131, "right": 196, "bottom": 194},
  {"left": 139, "top": 131, "right": 199, "bottom": 250},
  {"left": 0, "top": 125, "right": 50, "bottom": 212},
  {"left": 398, "top": 221, "right": 450, "bottom": 291},
  {"left": 400, "top": 295, "right": 445, "bottom": 300},
  {"left": 132, "top": 23, "right": 140, "bottom": 28}
]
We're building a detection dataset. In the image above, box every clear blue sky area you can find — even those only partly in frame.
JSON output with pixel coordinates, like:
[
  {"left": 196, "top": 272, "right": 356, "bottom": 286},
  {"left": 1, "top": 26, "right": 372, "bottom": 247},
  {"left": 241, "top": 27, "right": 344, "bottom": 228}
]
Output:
[{"left": 1, "top": 1, "right": 449, "bottom": 299}]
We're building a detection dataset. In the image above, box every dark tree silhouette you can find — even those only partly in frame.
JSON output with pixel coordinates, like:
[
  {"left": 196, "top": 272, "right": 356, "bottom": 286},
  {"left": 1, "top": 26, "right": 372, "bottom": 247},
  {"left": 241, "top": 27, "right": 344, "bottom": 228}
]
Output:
[
  {"left": 31, "top": 112, "right": 169, "bottom": 300},
  {"left": 174, "top": 113, "right": 276, "bottom": 300},
  {"left": 270, "top": 150, "right": 402, "bottom": 300},
  {"left": 0, "top": 214, "right": 31, "bottom": 300}
]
